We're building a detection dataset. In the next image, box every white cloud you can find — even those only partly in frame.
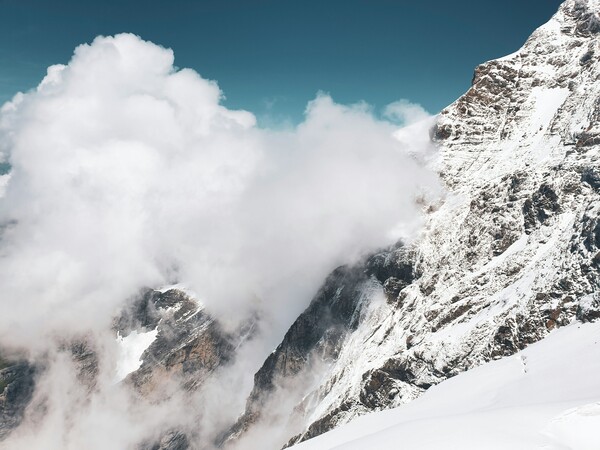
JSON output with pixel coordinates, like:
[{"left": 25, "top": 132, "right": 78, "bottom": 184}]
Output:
[
  {"left": 0, "top": 33, "right": 441, "bottom": 448},
  {"left": 383, "top": 99, "right": 431, "bottom": 126}
]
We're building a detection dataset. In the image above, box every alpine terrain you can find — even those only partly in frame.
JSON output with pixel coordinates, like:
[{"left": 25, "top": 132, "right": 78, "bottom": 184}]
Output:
[
  {"left": 1, "top": 0, "right": 599, "bottom": 448},
  {"left": 226, "top": 0, "right": 600, "bottom": 447}
]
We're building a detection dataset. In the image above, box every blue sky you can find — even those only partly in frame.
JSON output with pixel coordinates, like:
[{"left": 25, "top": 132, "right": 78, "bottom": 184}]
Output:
[{"left": 1, "top": 0, "right": 563, "bottom": 123}]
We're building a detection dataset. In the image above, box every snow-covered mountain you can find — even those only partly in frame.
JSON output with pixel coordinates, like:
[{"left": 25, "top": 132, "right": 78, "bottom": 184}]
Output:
[
  {"left": 1, "top": 0, "right": 599, "bottom": 448},
  {"left": 223, "top": 0, "right": 600, "bottom": 447}
]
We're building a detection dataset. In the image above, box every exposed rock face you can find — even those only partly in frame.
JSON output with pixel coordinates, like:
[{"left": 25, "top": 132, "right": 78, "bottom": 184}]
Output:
[
  {"left": 139, "top": 430, "right": 190, "bottom": 450},
  {"left": 0, "top": 341, "right": 98, "bottom": 442},
  {"left": 0, "top": 358, "right": 35, "bottom": 440},
  {"left": 224, "top": 0, "right": 600, "bottom": 446},
  {"left": 0, "top": 286, "right": 253, "bottom": 448},
  {"left": 219, "top": 263, "right": 377, "bottom": 447},
  {"left": 117, "top": 288, "right": 239, "bottom": 398},
  {"left": 118, "top": 288, "right": 255, "bottom": 449},
  {"left": 68, "top": 340, "right": 100, "bottom": 390},
  {"left": 577, "top": 292, "right": 600, "bottom": 322},
  {"left": 219, "top": 246, "right": 419, "bottom": 448},
  {"left": 1, "top": 2, "right": 599, "bottom": 448}
]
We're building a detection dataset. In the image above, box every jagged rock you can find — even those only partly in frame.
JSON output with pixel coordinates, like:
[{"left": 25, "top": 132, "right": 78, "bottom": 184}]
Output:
[
  {"left": 359, "top": 356, "right": 436, "bottom": 411},
  {"left": 115, "top": 289, "right": 240, "bottom": 397},
  {"left": 581, "top": 166, "right": 600, "bottom": 190},
  {"left": 571, "top": 0, "right": 600, "bottom": 35},
  {"left": 139, "top": 430, "right": 190, "bottom": 450},
  {"left": 219, "top": 263, "right": 371, "bottom": 447},
  {"left": 382, "top": 277, "right": 407, "bottom": 303},
  {"left": 523, "top": 183, "right": 561, "bottom": 232},
  {"left": 365, "top": 244, "right": 415, "bottom": 286},
  {"left": 366, "top": 245, "right": 416, "bottom": 301},
  {"left": 227, "top": 0, "right": 600, "bottom": 445},
  {"left": 581, "top": 215, "right": 600, "bottom": 252},
  {"left": 4, "top": 2, "right": 600, "bottom": 448},
  {"left": 284, "top": 400, "right": 357, "bottom": 448},
  {"left": 68, "top": 341, "right": 100, "bottom": 390},
  {"left": 0, "top": 359, "right": 36, "bottom": 440},
  {"left": 120, "top": 288, "right": 254, "bottom": 449},
  {"left": 577, "top": 293, "right": 600, "bottom": 322}
]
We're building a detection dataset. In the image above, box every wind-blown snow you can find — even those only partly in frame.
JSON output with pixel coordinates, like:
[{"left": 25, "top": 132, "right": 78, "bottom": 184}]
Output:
[{"left": 292, "top": 322, "right": 600, "bottom": 450}]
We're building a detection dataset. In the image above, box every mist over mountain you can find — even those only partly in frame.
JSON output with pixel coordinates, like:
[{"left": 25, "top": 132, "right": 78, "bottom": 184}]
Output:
[{"left": 1, "top": 0, "right": 600, "bottom": 449}]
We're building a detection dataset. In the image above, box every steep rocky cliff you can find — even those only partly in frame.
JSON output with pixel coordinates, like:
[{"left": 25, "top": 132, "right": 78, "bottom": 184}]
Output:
[
  {"left": 224, "top": 0, "right": 600, "bottom": 446},
  {"left": 0, "top": 288, "right": 248, "bottom": 449},
  {"left": 116, "top": 288, "right": 242, "bottom": 398},
  {"left": 0, "top": 358, "right": 35, "bottom": 440},
  {"left": 1, "top": 1, "right": 598, "bottom": 448}
]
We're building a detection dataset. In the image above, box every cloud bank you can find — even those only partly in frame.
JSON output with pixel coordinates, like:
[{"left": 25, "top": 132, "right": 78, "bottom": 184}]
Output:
[
  {"left": 0, "top": 33, "right": 440, "bottom": 448},
  {"left": 0, "top": 33, "right": 438, "bottom": 347}
]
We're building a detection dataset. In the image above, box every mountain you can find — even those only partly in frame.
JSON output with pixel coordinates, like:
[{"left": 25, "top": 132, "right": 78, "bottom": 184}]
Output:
[
  {"left": 1, "top": 0, "right": 599, "bottom": 448},
  {"left": 223, "top": 0, "right": 600, "bottom": 447}
]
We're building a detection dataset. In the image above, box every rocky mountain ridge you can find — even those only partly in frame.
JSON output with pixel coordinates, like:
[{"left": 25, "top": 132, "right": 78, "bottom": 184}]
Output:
[
  {"left": 1, "top": 0, "right": 599, "bottom": 448},
  {"left": 227, "top": 0, "right": 600, "bottom": 446}
]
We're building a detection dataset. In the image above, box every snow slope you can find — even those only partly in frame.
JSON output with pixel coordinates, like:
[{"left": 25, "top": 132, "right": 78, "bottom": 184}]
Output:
[{"left": 292, "top": 321, "right": 600, "bottom": 450}]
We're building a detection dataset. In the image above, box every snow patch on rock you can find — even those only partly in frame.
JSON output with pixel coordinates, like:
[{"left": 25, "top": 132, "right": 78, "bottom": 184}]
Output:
[{"left": 114, "top": 328, "right": 158, "bottom": 382}]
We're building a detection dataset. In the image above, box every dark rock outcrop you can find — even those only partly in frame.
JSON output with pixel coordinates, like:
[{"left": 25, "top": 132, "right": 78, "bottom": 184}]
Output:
[
  {"left": 577, "top": 293, "right": 600, "bottom": 322},
  {"left": 0, "top": 358, "right": 36, "bottom": 440},
  {"left": 219, "top": 262, "right": 372, "bottom": 446},
  {"left": 523, "top": 183, "right": 560, "bottom": 232},
  {"left": 116, "top": 289, "right": 239, "bottom": 396}
]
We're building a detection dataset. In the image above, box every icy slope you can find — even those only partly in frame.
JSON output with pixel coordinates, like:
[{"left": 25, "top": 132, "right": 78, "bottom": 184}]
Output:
[{"left": 292, "top": 321, "right": 600, "bottom": 450}]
